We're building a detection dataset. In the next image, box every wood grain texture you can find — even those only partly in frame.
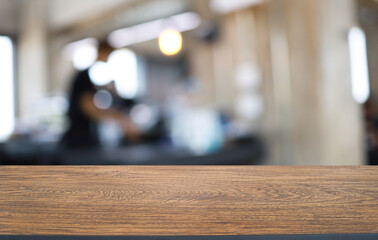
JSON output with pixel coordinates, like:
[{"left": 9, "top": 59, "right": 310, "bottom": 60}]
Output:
[{"left": 0, "top": 166, "right": 377, "bottom": 236}]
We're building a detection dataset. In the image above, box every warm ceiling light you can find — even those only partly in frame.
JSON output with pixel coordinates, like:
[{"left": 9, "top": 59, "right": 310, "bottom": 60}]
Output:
[{"left": 158, "top": 29, "right": 183, "bottom": 56}]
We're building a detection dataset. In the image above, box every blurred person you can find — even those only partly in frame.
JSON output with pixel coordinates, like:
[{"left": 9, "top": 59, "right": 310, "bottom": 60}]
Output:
[{"left": 61, "top": 41, "right": 140, "bottom": 149}]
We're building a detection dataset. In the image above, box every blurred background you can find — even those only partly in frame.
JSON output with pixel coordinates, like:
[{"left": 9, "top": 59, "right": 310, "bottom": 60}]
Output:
[{"left": 0, "top": 0, "right": 377, "bottom": 165}]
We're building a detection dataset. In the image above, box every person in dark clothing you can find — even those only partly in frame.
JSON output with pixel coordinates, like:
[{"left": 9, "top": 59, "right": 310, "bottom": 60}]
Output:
[
  {"left": 61, "top": 41, "right": 140, "bottom": 149},
  {"left": 61, "top": 69, "right": 98, "bottom": 148}
]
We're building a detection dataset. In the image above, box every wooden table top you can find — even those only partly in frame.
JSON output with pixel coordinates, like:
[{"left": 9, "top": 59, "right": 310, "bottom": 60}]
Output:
[{"left": 0, "top": 166, "right": 377, "bottom": 236}]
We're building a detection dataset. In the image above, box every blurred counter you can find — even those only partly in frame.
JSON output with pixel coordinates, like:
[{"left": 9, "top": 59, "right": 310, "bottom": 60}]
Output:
[{"left": 0, "top": 138, "right": 264, "bottom": 165}]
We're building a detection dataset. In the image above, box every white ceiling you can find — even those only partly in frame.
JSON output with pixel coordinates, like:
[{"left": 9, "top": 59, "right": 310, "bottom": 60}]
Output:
[
  {"left": 46, "top": 0, "right": 137, "bottom": 30},
  {"left": 0, "top": 0, "right": 191, "bottom": 36}
]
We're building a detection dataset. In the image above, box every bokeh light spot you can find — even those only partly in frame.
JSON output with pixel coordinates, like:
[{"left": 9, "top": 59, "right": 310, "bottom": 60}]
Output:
[{"left": 158, "top": 29, "right": 183, "bottom": 56}]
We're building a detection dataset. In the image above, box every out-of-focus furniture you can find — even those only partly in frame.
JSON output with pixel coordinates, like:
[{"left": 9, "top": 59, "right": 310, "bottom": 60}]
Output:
[{"left": 0, "top": 138, "right": 264, "bottom": 165}]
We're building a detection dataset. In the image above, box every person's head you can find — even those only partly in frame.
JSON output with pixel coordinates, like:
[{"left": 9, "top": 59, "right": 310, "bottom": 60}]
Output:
[{"left": 97, "top": 40, "right": 114, "bottom": 62}]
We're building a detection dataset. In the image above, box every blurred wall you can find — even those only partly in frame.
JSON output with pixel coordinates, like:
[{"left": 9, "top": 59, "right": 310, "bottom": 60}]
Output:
[
  {"left": 137, "top": 0, "right": 364, "bottom": 165},
  {"left": 268, "top": 0, "right": 364, "bottom": 164},
  {"left": 189, "top": 0, "right": 364, "bottom": 164},
  {"left": 189, "top": 0, "right": 270, "bottom": 127}
]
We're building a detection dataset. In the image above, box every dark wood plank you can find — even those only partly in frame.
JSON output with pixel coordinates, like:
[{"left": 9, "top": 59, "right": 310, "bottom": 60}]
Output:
[{"left": 0, "top": 166, "right": 377, "bottom": 236}]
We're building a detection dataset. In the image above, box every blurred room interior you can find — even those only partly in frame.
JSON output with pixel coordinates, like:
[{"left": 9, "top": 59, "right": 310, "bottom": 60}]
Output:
[{"left": 0, "top": 0, "right": 377, "bottom": 165}]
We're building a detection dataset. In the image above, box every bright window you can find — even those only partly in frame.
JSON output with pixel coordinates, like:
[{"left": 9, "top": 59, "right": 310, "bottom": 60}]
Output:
[
  {"left": 0, "top": 35, "right": 15, "bottom": 142},
  {"left": 348, "top": 27, "right": 370, "bottom": 104}
]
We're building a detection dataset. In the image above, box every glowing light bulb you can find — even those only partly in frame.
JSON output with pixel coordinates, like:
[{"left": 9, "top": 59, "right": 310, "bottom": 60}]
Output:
[{"left": 158, "top": 29, "right": 183, "bottom": 56}]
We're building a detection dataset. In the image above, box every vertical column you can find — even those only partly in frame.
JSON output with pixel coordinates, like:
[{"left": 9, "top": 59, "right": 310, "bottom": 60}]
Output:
[
  {"left": 189, "top": 0, "right": 216, "bottom": 106},
  {"left": 212, "top": 6, "right": 268, "bottom": 131},
  {"left": 212, "top": 14, "right": 237, "bottom": 112},
  {"left": 233, "top": 8, "right": 265, "bottom": 129},
  {"left": 317, "top": 0, "right": 364, "bottom": 164},
  {"left": 267, "top": 0, "right": 364, "bottom": 164},
  {"left": 17, "top": 0, "right": 48, "bottom": 118},
  {"left": 284, "top": 0, "right": 321, "bottom": 165},
  {"left": 268, "top": 0, "right": 296, "bottom": 164}
]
